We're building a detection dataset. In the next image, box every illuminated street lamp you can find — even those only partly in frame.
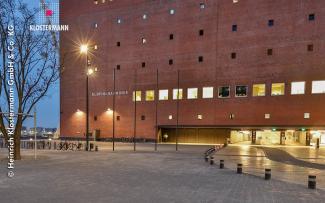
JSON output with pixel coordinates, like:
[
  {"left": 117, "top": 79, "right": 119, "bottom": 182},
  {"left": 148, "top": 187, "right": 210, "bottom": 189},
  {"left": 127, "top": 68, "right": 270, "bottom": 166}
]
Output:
[{"left": 80, "top": 44, "right": 88, "bottom": 54}]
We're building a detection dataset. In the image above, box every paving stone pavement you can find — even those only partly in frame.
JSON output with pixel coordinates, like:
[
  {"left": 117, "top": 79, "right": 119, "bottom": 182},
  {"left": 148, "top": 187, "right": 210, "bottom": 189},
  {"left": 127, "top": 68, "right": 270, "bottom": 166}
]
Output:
[
  {"left": 0, "top": 144, "right": 324, "bottom": 203},
  {"left": 213, "top": 145, "right": 325, "bottom": 190}
]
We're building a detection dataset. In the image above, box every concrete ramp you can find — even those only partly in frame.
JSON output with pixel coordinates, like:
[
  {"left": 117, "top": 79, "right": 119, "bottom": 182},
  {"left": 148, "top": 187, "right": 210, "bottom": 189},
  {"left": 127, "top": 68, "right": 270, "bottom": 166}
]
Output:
[{"left": 258, "top": 147, "right": 325, "bottom": 170}]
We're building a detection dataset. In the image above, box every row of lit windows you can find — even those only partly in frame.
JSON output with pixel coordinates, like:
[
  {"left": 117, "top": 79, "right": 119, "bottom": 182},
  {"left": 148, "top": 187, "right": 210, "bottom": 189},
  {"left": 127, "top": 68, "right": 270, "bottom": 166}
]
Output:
[{"left": 132, "top": 81, "right": 325, "bottom": 101}]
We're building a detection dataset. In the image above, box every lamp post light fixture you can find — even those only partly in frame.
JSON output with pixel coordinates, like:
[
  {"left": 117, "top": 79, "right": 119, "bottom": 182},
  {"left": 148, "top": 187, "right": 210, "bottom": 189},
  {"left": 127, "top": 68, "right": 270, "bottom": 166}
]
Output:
[{"left": 80, "top": 44, "right": 88, "bottom": 54}]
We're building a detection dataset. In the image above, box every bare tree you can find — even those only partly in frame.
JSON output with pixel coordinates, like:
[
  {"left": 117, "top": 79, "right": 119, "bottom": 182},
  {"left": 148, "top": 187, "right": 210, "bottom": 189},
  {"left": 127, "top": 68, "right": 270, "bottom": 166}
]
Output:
[{"left": 0, "top": 0, "right": 60, "bottom": 159}]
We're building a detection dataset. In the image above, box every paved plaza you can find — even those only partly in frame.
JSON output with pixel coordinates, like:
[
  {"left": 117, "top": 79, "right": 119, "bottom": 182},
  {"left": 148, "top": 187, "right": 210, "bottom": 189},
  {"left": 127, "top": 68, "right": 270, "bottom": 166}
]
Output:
[{"left": 0, "top": 143, "right": 324, "bottom": 203}]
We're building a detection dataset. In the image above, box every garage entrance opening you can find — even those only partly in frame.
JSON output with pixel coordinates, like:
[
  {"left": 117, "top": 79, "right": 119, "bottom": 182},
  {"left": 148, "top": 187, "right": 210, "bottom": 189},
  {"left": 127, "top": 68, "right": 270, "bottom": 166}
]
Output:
[{"left": 159, "top": 128, "right": 230, "bottom": 145}]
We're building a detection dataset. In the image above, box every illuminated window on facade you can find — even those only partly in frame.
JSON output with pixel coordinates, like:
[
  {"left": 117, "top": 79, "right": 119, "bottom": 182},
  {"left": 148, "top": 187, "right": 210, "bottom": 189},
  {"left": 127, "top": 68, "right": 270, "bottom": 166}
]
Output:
[
  {"left": 117, "top": 18, "right": 122, "bottom": 24},
  {"left": 233, "top": 0, "right": 239, "bottom": 3},
  {"left": 132, "top": 91, "right": 142, "bottom": 101},
  {"left": 187, "top": 88, "right": 198, "bottom": 99},
  {"left": 142, "top": 38, "right": 147, "bottom": 44},
  {"left": 159, "top": 90, "right": 169, "bottom": 100},
  {"left": 200, "top": 3, "right": 205, "bottom": 9},
  {"left": 271, "top": 83, "right": 285, "bottom": 96},
  {"left": 312, "top": 81, "right": 325, "bottom": 94},
  {"left": 218, "top": 86, "right": 230, "bottom": 98},
  {"left": 304, "top": 113, "right": 310, "bottom": 119},
  {"left": 142, "top": 14, "right": 147, "bottom": 20},
  {"left": 170, "top": 9, "right": 175, "bottom": 15},
  {"left": 94, "top": 0, "right": 98, "bottom": 4},
  {"left": 146, "top": 90, "right": 155, "bottom": 101},
  {"left": 202, "top": 87, "right": 214, "bottom": 98},
  {"left": 235, "top": 86, "right": 248, "bottom": 97},
  {"left": 253, "top": 84, "right": 265, "bottom": 96},
  {"left": 173, "top": 89, "right": 183, "bottom": 100},
  {"left": 291, "top": 82, "right": 305, "bottom": 95}
]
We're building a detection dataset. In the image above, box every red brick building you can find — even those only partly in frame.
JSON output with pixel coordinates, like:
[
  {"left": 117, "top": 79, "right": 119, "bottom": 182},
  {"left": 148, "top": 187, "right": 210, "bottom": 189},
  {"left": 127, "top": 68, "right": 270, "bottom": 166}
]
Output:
[{"left": 60, "top": 0, "right": 325, "bottom": 145}]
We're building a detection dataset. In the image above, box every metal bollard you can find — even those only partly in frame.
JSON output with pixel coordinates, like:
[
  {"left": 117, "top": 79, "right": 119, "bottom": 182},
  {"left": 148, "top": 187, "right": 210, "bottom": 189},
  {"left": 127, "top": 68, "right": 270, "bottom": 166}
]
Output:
[
  {"left": 95, "top": 146, "right": 98, "bottom": 151},
  {"left": 210, "top": 156, "right": 214, "bottom": 165},
  {"left": 237, "top": 163, "right": 243, "bottom": 174},
  {"left": 220, "top": 160, "right": 224, "bottom": 169},
  {"left": 308, "top": 175, "right": 316, "bottom": 189},
  {"left": 265, "top": 169, "right": 271, "bottom": 180}
]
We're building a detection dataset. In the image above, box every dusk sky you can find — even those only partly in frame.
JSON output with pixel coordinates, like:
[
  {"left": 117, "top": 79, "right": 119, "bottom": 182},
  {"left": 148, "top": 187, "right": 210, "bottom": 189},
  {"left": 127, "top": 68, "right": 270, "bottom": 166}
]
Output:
[{"left": 24, "top": 0, "right": 59, "bottom": 128}]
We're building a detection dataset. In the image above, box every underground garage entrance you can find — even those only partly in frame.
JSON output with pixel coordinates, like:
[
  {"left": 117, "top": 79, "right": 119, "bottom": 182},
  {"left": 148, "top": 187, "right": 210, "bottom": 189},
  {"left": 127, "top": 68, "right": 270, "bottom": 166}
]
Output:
[{"left": 159, "top": 128, "right": 230, "bottom": 145}]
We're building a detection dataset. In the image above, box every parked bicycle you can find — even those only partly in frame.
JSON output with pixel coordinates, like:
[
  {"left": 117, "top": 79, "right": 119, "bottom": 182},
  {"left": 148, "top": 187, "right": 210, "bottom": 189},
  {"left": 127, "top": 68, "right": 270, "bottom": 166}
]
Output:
[{"left": 57, "top": 141, "right": 83, "bottom": 151}]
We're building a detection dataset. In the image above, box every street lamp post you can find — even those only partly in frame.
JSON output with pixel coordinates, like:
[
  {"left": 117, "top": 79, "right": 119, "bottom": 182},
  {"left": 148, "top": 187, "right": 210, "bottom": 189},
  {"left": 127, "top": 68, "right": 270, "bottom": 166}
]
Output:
[{"left": 80, "top": 44, "right": 91, "bottom": 151}]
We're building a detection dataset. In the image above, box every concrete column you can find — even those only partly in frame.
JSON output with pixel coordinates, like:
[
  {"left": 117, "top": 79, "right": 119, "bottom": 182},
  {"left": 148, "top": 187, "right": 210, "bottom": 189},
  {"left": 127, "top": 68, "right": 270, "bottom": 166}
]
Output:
[
  {"left": 251, "top": 130, "right": 256, "bottom": 144},
  {"left": 306, "top": 130, "right": 311, "bottom": 146},
  {"left": 280, "top": 130, "right": 285, "bottom": 145}
]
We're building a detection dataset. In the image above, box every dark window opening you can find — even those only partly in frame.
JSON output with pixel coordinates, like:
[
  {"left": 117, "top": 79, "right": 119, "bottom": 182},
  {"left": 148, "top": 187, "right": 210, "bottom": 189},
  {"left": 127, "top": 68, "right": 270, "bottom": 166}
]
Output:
[
  {"left": 199, "top": 29, "right": 204, "bottom": 36},
  {"left": 169, "top": 34, "right": 174, "bottom": 40},
  {"left": 267, "top": 49, "right": 273, "bottom": 55},
  {"left": 116, "top": 116, "right": 120, "bottom": 121},
  {"left": 235, "top": 86, "right": 248, "bottom": 97},
  {"left": 231, "top": 52, "right": 237, "bottom": 59},
  {"left": 218, "top": 86, "right": 230, "bottom": 98},
  {"left": 198, "top": 56, "right": 203, "bottom": 62},
  {"left": 141, "top": 115, "right": 145, "bottom": 120},
  {"left": 309, "top": 13, "right": 315, "bottom": 21},
  {"left": 142, "top": 62, "right": 146, "bottom": 68},
  {"left": 116, "top": 65, "right": 121, "bottom": 70},
  {"left": 308, "top": 44, "right": 314, "bottom": 52},
  {"left": 169, "top": 59, "right": 173, "bottom": 65},
  {"left": 268, "top": 19, "right": 274, "bottom": 27},
  {"left": 117, "top": 41, "right": 121, "bottom": 47},
  {"left": 94, "top": 116, "right": 97, "bottom": 121},
  {"left": 232, "top": 24, "right": 237, "bottom": 32}
]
